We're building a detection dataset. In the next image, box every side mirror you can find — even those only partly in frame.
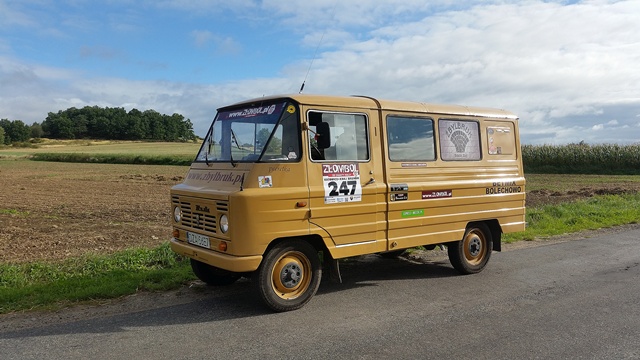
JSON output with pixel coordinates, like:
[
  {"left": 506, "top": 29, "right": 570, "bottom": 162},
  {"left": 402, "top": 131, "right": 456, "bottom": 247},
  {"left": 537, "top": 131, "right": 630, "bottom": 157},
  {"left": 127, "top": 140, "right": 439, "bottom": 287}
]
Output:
[{"left": 316, "top": 122, "right": 331, "bottom": 149}]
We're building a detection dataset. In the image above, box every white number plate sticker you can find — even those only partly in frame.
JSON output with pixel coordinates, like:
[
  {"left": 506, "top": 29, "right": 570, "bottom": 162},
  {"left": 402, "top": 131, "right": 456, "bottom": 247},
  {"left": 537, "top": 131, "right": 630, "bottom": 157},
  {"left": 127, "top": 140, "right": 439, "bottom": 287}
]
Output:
[
  {"left": 187, "top": 232, "right": 210, "bottom": 249},
  {"left": 322, "top": 163, "right": 362, "bottom": 204}
]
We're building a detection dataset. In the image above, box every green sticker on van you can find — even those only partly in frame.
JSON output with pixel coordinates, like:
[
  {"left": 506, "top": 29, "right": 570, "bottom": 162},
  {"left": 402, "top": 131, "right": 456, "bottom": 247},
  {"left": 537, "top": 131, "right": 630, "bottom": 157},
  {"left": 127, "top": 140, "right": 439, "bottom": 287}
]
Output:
[{"left": 401, "top": 209, "right": 424, "bottom": 218}]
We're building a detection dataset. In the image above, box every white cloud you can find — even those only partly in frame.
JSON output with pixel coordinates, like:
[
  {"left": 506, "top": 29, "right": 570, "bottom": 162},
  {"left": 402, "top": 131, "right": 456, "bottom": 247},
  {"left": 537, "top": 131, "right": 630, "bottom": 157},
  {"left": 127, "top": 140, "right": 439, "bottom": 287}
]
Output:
[
  {"left": 190, "top": 30, "right": 242, "bottom": 55},
  {"left": 0, "top": 0, "right": 37, "bottom": 29},
  {"left": 191, "top": 30, "right": 214, "bottom": 48},
  {"left": 153, "top": 0, "right": 257, "bottom": 13},
  {"left": 2, "top": 0, "right": 640, "bottom": 144},
  {"left": 281, "top": 0, "right": 640, "bottom": 144}
]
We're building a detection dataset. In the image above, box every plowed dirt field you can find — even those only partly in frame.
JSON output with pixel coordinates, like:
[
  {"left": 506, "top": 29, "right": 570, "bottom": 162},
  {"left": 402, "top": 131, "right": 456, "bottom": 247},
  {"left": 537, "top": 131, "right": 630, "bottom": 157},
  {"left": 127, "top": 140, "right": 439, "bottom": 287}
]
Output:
[{"left": 0, "top": 161, "right": 185, "bottom": 263}]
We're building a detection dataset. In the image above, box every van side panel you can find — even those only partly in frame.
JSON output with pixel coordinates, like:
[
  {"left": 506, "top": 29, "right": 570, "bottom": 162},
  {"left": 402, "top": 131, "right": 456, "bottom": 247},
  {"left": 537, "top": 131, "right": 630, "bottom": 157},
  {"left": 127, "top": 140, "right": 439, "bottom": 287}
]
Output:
[{"left": 382, "top": 115, "right": 525, "bottom": 251}]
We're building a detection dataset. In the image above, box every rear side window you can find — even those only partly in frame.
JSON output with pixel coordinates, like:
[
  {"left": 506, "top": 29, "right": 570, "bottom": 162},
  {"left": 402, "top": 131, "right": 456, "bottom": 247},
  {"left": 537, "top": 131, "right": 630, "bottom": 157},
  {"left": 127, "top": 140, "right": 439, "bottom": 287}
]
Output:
[
  {"left": 386, "top": 116, "right": 436, "bottom": 161},
  {"left": 438, "top": 119, "right": 481, "bottom": 161},
  {"left": 486, "top": 122, "right": 517, "bottom": 159}
]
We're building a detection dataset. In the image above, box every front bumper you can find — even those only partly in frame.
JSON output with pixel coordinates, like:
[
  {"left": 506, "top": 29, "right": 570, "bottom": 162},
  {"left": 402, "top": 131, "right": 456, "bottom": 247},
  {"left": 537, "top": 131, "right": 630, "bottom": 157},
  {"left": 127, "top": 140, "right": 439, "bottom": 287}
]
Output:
[{"left": 170, "top": 238, "right": 263, "bottom": 273}]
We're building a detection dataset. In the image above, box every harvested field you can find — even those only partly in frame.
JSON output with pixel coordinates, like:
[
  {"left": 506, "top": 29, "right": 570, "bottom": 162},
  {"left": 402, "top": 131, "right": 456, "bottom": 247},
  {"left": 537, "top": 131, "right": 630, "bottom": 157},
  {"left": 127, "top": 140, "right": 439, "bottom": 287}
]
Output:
[
  {"left": 0, "top": 160, "right": 186, "bottom": 263},
  {"left": 1, "top": 160, "right": 639, "bottom": 263}
]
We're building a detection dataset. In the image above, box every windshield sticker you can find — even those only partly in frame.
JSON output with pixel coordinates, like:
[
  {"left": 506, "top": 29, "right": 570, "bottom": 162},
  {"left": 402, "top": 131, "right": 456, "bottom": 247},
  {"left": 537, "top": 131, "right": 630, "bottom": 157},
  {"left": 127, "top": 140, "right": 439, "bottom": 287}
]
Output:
[
  {"left": 258, "top": 176, "right": 273, "bottom": 188},
  {"left": 322, "top": 163, "right": 362, "bottom": 204},
  {"left": 218, "top": 103, "right": 285, "bottom": 120},
  {"left": 287, "top": 105, "right": 296, "bottom": 114}
]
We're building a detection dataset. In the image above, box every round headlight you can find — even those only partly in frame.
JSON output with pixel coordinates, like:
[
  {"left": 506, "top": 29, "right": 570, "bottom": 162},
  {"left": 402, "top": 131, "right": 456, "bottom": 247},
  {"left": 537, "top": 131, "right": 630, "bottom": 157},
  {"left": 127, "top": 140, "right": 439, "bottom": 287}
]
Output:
[
  {"left": 173, "top": 207, "right": 182, "bottom": 222},
  {"left": 220, "top": 214, "right": 229, "bottom": 234}
]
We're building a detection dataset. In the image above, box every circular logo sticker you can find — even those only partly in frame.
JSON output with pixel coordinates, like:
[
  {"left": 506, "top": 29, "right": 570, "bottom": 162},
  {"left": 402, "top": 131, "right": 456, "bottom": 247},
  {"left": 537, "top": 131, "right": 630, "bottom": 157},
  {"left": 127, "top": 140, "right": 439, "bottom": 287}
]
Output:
[{"left": 287, "top": 105, "right": 296, "bottom": 114}]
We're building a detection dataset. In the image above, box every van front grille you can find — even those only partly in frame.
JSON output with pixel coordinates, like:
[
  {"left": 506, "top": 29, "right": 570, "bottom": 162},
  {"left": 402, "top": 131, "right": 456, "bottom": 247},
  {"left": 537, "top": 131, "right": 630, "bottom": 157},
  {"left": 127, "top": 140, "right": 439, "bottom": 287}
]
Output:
[{"left": 172, "top": 195, "right": 228, "bottom": 235}]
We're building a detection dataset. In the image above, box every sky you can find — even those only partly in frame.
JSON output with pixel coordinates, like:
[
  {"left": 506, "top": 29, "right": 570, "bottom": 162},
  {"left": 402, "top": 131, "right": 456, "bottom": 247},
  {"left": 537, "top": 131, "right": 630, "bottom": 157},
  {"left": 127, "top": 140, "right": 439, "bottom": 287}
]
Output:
[{"left": 1, "top": 0, "right": 639, "bottom": 144}]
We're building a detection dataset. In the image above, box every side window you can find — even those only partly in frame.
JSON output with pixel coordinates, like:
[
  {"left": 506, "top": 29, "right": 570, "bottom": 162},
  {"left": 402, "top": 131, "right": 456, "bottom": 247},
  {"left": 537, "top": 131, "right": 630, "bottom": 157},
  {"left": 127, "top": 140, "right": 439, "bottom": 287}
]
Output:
[
  {"left": 438, "top": 119, "right": 481, "bottom": 161},
  {"left": 486, "top": 122, "right": 516, "bottom": 159},
  {"left": 387, "top": 116, "right": 435, "bottom": 161},
  {"left": 308, "top": 111, "right": 369, "bottom": 161}
]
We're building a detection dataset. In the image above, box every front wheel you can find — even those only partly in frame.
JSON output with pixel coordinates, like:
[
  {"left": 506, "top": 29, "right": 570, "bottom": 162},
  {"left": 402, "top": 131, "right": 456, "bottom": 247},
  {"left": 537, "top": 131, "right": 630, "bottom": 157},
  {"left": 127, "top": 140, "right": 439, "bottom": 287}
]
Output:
[
  {"left": 448, "top": 223, "right": 493, "bottom": 274},
  {"left": 254, "top": 240, "right": 322, "bottom": 312}
]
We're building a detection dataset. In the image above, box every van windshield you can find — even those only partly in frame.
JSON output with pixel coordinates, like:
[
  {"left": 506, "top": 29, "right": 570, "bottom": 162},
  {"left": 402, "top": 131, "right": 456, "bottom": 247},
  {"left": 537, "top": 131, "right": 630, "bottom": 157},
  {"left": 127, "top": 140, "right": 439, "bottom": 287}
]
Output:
[{"left": 196, "top": 101, "right": 301, "bottom": 163}]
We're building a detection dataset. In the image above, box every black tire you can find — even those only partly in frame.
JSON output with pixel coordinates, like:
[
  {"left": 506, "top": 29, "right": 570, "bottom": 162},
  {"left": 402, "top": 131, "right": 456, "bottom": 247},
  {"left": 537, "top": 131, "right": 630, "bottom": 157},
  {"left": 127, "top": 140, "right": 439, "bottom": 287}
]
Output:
[
  {"left": 190, "top": 259, "right": 241, "bottom": 286},
  {"left": 378, "top": 249, "right": 405, "bottom": 258},
  {"left": 254, "top": 240, "right": 322, "bottom": 312},
  {"left": 448, "top": 223, "right": 493, "bottom": 274}
]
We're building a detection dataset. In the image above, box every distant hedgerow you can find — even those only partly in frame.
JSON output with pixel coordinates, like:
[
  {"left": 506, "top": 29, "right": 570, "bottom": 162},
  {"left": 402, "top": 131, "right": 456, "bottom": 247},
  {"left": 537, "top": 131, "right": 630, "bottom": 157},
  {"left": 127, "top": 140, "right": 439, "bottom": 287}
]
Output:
[{"left": 31, "top": 152, "right": 192, "bottom": 166}]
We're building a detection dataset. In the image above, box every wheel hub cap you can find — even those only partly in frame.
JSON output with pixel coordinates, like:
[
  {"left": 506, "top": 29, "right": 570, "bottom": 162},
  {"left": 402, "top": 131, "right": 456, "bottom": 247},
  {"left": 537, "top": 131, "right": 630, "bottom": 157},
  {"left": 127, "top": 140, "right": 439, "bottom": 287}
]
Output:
[
  {"left": 280, "top": 262, "right": 302, "bottom": 288},
  {"left": 468, "top": 237, "right": 482, "bottom": 257}
]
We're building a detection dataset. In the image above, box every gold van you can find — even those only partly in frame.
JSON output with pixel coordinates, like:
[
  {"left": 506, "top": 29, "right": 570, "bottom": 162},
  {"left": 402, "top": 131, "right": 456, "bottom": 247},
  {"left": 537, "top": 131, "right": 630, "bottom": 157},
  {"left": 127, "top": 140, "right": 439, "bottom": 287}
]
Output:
[{"left": 170, "top": 94, "right": 526, "bottom": 311}]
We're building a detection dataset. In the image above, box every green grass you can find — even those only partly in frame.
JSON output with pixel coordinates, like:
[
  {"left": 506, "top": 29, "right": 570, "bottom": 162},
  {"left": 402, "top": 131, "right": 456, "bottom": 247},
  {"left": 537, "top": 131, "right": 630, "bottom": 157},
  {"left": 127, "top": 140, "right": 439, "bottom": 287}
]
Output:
[
  {"left": 0, "top": 209, "right": 30, "bottom": 216},
  {"left": 0, "top": 243, "right": 195, "bottom": 314},
  {"left": 503, "top": 193, "right": 640, "bottom": 242}
]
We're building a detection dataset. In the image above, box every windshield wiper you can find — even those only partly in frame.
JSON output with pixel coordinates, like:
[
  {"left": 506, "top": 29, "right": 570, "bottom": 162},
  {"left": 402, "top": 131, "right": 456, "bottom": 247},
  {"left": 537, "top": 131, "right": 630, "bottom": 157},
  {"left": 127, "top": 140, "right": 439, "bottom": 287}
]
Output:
[
  {"left": 229, "top": 128, "right": 241, "bottom": 167},
  {"left": 230, "top": 129, "right": 242, "bottom": 150}
]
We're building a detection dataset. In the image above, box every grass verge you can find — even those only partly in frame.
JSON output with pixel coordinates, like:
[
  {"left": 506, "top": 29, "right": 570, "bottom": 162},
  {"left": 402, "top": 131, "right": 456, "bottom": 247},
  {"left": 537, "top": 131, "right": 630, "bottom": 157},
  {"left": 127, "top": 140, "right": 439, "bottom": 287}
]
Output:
[
  {"left": 504, "top": 193, "right": 640, "bottom": 242},
  {"left": 2, "top": 194, "right": 639, "bottom": 314},
  {"left": 0, "top": 243, "right": 195, "bottom": 314}
]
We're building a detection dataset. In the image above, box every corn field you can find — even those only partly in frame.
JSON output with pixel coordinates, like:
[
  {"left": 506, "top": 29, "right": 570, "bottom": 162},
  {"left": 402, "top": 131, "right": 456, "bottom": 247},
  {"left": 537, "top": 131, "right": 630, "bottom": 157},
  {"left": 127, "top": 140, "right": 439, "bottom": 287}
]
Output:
[{"left": 522, "top": 143, "right": 640, "bottom": 174}]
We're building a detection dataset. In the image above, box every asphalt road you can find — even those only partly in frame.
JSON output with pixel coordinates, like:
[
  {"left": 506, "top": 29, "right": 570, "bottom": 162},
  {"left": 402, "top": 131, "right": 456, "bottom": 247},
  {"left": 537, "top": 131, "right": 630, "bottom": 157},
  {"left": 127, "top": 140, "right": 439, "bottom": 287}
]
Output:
[{"left": 1, "top": 226, "right": 639, "bottom": 360}]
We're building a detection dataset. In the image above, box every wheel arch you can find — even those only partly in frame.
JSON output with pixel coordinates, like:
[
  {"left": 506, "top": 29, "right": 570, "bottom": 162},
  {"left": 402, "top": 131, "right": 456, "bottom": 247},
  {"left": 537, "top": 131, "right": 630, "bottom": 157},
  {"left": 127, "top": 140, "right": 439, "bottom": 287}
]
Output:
[
  {"left": 262, "top": 234, "right": 329, "bottom": 260},
  {"left": 465, "top": 219, "right": 501, "bottom": 252},
  {"left": 483, "top": 219, "right": 502, "bottom": 252}
]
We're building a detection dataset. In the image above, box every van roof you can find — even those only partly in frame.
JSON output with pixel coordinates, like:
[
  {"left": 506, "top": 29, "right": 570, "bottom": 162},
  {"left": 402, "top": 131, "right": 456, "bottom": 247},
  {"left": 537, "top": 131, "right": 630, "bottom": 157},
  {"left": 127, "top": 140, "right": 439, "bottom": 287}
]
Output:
[{"left": 223, "top": 94, "right": 518, "bottom": 120}]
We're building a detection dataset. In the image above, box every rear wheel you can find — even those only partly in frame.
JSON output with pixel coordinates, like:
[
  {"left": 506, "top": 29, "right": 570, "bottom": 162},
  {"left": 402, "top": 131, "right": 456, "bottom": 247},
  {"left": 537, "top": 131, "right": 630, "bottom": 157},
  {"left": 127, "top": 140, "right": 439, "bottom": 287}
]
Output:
[
  {"left": 254, "top": 240, "right": 321, "bottom": 312},
  {"left": 448, "top": 223, "right": 493, "bottom": 274},
  {"left": 190, "top": 259, "right": 241, "bottom": 286}
]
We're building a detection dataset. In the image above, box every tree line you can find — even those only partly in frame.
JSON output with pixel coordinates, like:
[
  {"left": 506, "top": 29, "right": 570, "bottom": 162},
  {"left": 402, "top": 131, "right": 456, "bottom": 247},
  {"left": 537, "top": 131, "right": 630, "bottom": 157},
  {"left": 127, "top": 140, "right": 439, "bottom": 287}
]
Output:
[
  {"left": 0, "top": 119, "right": 35, "bottom": 145},
  {"left": 1, "top": 106, "right": 197, "bottom": 145}
]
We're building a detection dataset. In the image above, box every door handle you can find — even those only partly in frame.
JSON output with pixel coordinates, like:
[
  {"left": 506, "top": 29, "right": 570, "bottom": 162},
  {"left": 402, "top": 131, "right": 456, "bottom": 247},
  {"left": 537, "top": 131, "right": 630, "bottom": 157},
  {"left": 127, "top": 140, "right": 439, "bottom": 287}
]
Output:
[{"left": 364, "top": 178, "right": 375, "bottom": 186}]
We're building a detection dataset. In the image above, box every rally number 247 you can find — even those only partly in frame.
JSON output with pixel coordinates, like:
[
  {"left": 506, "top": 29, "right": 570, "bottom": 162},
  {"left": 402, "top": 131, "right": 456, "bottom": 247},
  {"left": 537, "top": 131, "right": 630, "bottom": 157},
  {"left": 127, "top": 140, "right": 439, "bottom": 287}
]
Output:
[{"left": 327, "top": 180, "right": 358, "bottom": 196}]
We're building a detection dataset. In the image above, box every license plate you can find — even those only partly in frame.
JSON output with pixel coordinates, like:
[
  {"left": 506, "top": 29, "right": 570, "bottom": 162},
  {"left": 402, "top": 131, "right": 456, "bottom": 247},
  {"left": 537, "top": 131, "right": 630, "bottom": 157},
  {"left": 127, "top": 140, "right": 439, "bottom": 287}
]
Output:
[{"left": 187, "top": 232, "right": 210, "bottom": 249}]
